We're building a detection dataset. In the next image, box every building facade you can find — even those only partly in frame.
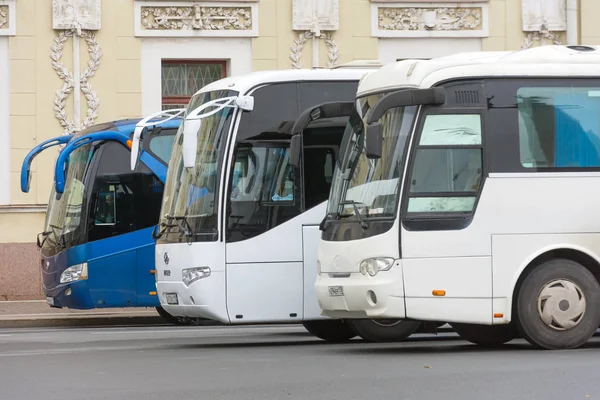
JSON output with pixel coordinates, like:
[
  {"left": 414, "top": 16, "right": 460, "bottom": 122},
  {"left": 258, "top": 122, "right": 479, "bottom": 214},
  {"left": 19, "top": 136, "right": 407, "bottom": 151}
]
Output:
[{"left": 0, "top": 0, "right": 596, "bottom": 300}]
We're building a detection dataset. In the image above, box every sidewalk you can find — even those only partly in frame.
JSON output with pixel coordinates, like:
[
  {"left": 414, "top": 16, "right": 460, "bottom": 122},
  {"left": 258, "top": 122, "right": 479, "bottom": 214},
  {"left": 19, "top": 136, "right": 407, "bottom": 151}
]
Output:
[{"left": 0, "top": 300, "right": 165, "bottom": 328}]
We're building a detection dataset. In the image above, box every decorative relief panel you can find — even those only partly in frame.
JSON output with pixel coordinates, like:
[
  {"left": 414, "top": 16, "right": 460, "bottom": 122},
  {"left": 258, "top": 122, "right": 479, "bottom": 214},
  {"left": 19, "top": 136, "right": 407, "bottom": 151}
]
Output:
[
  {"left": 0, "top": 6, "right": 7, "bottom": 29},
  {"left": 52, "top": 0, "right": 101, "bottom": 30},
  {"left": 292, "top": 0, "right": 339, "bottom": 33},
  {"left": 520, "top": 0, "right": 565, "bottom": 50},
  {"left": 0, "top": 0, "right": 16, "bottom": 36},
  {"left": 290, "top": 0, "right": 340, "bottom": 69},
  {"left": 371, "top": 2, "right": 489, "bottom": 38},
  {"left": 134, "top": 1, "right": 259, "bottom": 37},
  {"left": 51, "top": 0, "right": 102, "bottom": 134},
  {"left": 522, "top": 0, "right": 566, "bottom": 32}
]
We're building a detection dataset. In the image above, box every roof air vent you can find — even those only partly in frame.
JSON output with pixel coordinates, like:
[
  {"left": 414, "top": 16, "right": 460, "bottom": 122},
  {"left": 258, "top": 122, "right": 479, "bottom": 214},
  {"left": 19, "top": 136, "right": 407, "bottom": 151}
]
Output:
[{"left": 566, "top": 45, "right": 596, "bottom": 52}]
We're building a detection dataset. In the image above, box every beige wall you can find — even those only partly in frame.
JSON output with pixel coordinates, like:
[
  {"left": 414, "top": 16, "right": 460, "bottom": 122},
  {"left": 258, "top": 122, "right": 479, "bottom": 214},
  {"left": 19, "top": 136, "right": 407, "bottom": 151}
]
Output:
[
  {"left": 252, "top": 0, "right": 378, "bottom": 72},
  {"left": 581, "top": 0, "right": 600, "bottom": 45},
  {"left": 6, "top": 0, "right": 142, "bottom": 243},
  {"left": 9, "top": 0, "right": 141, "bottom": 210}
]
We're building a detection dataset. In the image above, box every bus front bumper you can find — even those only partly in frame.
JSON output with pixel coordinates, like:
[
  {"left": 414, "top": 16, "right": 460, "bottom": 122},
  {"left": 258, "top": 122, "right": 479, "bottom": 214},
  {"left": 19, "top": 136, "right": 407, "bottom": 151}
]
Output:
[
  {"left": 315, "top": 266, "right": 407, "bottom": 320},
  {"left": 43, "top": 280, "right": 94, "bottom": 309},
  {"left": 156, "top": 272, "right": 228, "bottom": 322}
]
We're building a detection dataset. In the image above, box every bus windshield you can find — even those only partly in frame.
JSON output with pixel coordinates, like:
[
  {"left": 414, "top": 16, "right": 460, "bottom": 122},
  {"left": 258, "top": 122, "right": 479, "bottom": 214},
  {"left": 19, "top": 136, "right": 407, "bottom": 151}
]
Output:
[
  {"left": 159, "top": 90, "right": 237, "bottom": 241},
  {"left": 43, "top": 144, "right": 95, "bottom": 252},
  {"left": 327, "top": 93, "right": 417, "bottom": 221}
]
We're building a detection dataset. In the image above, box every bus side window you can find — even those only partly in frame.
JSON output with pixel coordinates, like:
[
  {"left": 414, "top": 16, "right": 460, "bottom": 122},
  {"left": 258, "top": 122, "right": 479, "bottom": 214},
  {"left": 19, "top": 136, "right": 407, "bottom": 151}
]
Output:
[
  {"left": 406, "top": 113, "right": 484, "bottom": 214},
  {"left": 303, "top": 146, "right": 336, "bottom": 210}
]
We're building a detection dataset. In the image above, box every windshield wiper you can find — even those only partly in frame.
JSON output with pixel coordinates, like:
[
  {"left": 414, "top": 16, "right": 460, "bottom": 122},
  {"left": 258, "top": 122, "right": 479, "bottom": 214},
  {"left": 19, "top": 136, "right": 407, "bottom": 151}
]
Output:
[
  {"left": 165, "top": 214, "right": 193, "bottom": 237},
  {"left": 339, "top": 200, "right": 369, "bottom": 230}
]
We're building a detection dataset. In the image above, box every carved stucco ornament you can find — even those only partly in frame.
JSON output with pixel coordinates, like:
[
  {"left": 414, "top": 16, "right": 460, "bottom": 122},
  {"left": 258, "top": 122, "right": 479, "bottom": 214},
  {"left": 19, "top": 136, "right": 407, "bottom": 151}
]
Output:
[
  {"left": 140, "top": 5, "right": 253, "bottom": 31},
  {"left": 521, "top": 0, "right": 566, "bottom": 49},
  {"left": 290, "top": 0, "right": 340, "bottom": 69},
  {"left": 0, "top": 5, "right": 8, "bottom": 30},
  {"left": 51, "top": 0, "right": 103, "bottom": 135},
  {"left": 377, "top": 7, "right": 483, "bottom": 32}
]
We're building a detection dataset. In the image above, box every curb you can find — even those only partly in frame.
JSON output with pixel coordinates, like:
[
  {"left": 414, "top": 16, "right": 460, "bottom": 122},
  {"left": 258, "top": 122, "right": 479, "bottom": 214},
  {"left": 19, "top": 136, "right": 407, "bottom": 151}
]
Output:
[
  {"left": 0, "top": 315, "right": 168, "bottom": 329},
  {"left": 0, "top": 315, "right": 227, "bottom": 329}
]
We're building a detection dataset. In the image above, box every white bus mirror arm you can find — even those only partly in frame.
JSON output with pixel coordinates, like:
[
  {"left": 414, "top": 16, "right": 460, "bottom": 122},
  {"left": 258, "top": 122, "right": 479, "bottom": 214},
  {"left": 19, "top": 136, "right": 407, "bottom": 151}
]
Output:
[
  {"left": 235, "top": 95, "right": 254, "bottom": 111},
  {"left": 129, "top": 126, "right": 144, "bottom": 171},
  {"left": 129, "top": 108, "right": 186, "bottom": 171}
]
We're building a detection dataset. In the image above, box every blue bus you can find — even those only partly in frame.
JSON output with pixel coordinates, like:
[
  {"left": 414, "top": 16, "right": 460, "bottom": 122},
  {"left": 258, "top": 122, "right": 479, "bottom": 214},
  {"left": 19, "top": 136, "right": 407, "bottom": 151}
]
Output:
[{"left": 21, "top": 113, "right": 187, "bottom": 324}]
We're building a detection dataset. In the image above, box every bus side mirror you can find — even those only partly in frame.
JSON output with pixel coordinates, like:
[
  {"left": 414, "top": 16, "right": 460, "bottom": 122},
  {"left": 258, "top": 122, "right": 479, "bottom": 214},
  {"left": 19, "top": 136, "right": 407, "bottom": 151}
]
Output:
[
  {"left": 289, "top": 135, "right": 302, "bottom": 167},
  {"left": 365, "top": 122, "right": 383, "bottom": 159}
]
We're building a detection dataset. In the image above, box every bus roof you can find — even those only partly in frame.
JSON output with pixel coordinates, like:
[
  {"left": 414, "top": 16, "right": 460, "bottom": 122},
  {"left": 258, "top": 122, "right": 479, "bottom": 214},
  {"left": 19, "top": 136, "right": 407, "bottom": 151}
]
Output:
[
  {"left": 197, "top": 65, "right": 382, "bottom": 97},
  {"left": 357, "top": 45, "right": 600, "bottom": 96}
]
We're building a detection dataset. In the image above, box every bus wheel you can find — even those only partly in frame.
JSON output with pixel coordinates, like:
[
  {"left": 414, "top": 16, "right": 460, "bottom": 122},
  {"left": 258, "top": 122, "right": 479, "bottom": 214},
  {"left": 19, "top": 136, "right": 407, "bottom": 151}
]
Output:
[
  {"left": 450, "top": 322, "right": 517, "bottom": 347},
  {"left": 516, "top": 259, "right": 600, "bottom": 350},
  {"left": 155, "top": 307, "right": 188, "bottom": 326},
  {"left": 302, "top": 320, "right": 357, "bottom": 342},
  {"left": 347, "top": 319, "right": 421, "bottom": 342}
]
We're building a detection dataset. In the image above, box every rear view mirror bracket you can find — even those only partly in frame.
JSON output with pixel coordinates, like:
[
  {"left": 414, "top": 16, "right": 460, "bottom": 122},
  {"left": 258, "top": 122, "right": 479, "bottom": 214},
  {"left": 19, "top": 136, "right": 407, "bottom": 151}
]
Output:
[
  {"left": 289, "top": 135, "right": 303, "bottom": 167},
  {"left": 366, "top": 87, "right": 446, "bottom": 125}
]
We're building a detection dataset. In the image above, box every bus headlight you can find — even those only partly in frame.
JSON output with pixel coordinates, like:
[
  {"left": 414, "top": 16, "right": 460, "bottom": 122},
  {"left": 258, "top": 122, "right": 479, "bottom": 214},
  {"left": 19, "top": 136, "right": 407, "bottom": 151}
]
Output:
[
  {"left": 60, "top": 263, "right": 88, "bottom": 284},
  {"left": 359, "top": 258, "right": 394, "bottom": 277},
  {"left": 182, "top": 266, "right": 211, "bottom": 286}
]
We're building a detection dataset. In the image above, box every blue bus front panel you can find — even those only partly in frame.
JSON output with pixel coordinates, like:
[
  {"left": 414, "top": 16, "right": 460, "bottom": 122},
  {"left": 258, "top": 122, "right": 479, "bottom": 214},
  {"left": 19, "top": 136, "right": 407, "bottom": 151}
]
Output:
[
  {"left": 41, "top": 245, "right": 94, "bottom": 309},
  {"left": 42, "top": 227, "right": 160, "bottom": 309}
]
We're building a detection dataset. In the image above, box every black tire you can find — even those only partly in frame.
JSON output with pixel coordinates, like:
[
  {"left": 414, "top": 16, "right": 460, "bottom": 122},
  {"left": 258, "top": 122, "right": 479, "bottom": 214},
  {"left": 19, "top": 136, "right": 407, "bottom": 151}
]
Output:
[
  {"left": 155, "top": 306, "right": 188, "bottom": 325},
  {"left": 302, "top": 320, "right": 358, "bottom": 342},
  {"left": 450, "top": 322, "right": 517, "bottom": 347},
  {"left": 347, "top": 319, "right": 421, "bottom": 342},
  {"left": 516, "top": 259, "right": 600, "bottom": 350}
]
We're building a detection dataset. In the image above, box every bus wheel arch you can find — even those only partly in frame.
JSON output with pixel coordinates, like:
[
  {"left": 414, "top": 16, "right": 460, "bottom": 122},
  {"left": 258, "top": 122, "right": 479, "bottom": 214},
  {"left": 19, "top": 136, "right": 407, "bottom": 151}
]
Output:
[
  {"left": 346, "top": 318, "right": 421, "bottom": 342},
  {"left": 510, "top": 247, "right": 600, "bottom": 323},
  {"left": 511, "top": 250, "right": 600, "bottom": 350},
  {"left": 155, "top": 306, "right": 189, "bottom": 325},
  {"left": 302, "top": 319, "right": 358, "bottom": 342}
]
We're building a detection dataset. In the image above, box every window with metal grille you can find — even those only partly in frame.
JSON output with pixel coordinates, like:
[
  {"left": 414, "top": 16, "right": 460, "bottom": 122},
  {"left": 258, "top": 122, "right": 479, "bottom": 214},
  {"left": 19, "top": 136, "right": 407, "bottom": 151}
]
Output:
[{"left": 161, "top": 60, "right": 227, "bottom": 111}]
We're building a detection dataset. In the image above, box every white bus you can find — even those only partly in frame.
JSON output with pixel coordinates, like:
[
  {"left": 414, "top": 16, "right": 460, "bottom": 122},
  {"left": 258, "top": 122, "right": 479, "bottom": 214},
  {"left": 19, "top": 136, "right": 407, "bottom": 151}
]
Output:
[
  {"left": 315, "top": 45, "right": 600, "bottom": 350},
  {"left": 142, "top": 64, "right": 438, "bottom": 342}
]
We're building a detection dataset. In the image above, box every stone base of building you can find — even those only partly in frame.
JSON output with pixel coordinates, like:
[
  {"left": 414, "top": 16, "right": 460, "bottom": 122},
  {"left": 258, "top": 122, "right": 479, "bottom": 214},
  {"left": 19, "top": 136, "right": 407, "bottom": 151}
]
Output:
[{"left": 0, "top": 243, "right": 44, "bottom": 301}]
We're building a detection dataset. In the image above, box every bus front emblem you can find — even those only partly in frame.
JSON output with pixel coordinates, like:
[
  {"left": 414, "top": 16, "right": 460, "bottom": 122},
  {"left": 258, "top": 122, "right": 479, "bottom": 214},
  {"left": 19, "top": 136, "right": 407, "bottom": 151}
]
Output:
[{"left": 163, "top": 253, "right": 169, "bottom": 265}]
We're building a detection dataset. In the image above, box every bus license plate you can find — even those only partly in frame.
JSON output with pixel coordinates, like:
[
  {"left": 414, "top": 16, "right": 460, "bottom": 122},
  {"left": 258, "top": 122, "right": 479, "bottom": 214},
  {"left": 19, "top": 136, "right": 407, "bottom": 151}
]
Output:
[
  {"left": 165, "top": 293, "right": 178, "bottom": 305},
  {"left": 328, "top": 286, "right": 344, "bottom": 297}
]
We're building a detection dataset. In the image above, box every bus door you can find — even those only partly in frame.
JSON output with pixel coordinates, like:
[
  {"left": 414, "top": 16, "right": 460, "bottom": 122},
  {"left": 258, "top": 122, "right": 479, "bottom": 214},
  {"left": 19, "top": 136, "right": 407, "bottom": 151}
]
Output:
[
  {"left": 55, "top": 131, "right": 171, "bottom": 307},
  {"left": 289, "top": 101, "right": 354, "bottom": 319}
]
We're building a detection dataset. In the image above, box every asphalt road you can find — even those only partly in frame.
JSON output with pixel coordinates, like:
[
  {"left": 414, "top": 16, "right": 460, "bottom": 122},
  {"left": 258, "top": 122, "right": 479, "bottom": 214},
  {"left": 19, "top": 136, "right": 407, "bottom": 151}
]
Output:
[{"left": 0, "top": 325, "right": 599, "bottom": 400}]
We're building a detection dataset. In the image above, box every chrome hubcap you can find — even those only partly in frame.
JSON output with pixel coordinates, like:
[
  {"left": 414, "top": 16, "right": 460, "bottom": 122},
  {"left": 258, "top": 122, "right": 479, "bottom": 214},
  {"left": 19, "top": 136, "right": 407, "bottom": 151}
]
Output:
[{"left": 537, "top": 279, "right": 586, "bottom": 331}]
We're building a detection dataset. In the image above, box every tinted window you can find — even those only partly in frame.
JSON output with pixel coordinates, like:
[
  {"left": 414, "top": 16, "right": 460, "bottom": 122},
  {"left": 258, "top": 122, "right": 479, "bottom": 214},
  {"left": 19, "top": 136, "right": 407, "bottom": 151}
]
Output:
[
  {"left": 297, "top": 82, "right": 359, "bottom": 111},
  {"left": 517, "top": 87, "right": 600, "bottom": 168},
  {"left": 236, "top": 83, "right": 300, "bottom": 142},
  {"left": 226, "top": 81, "right": 359, "bottom": 242},
  {"left": 486, "top": 78, "right": 600, "bottom": 172},
  {"left": 88, "top": 142, "right": 164, "bottom": 242},
  {"left": 303, "top": 146, "right": 337, "bottom": 210},
  {"left": 146, "top": 126, "right": 178, "bottom": 165}
]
